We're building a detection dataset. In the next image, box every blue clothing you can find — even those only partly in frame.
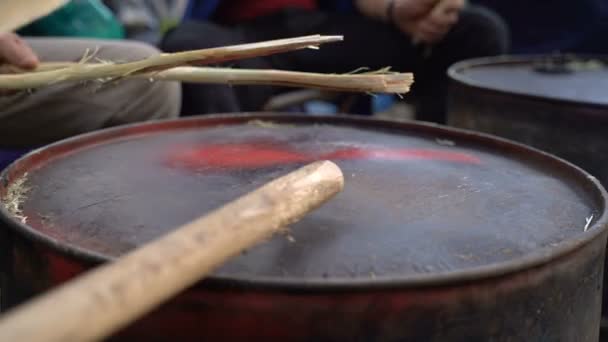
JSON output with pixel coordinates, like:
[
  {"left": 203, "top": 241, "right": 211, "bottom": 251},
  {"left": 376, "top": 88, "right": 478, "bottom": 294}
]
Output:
[{"left": 184, "top": 0, "right": 356, "bottom": 20}]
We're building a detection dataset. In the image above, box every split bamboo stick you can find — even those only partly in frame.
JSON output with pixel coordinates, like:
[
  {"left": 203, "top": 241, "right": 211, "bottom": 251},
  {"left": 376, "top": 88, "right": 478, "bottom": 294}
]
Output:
[
  {"left": 10, "top": 63, "right": 413, "bottom": 94},
  {"left": 0, "top": 35, "right": 343, "bottom": 89}
]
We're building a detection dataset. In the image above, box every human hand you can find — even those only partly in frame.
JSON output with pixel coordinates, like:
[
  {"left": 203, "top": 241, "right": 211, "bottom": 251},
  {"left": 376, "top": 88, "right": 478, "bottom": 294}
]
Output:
[
  {"left": 0, "top": 33, "right": 39, "bottom": 70},
  {"left": 0, "top": 33, "right": 39, "bottom": 96},
  {"left": 391, "top": 0, "right": 438, "bottom": 37},
  {"left": 413, "top": 0, "right": 465, "bottom": 43},
  {"left": 391, "top": 0, "right": 465, "bottom": 44}
]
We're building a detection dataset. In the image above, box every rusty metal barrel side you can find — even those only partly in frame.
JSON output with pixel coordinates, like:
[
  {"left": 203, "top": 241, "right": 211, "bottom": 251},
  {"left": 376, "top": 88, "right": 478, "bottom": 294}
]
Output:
[
  {"left": 447, "top": 56, "right": 608, "bottom": 337},
  {"left": 446, "top": 55, "right": 608, "bottom": 186},
  {"left": 1, "top": 114, "right": 608, "bottom": 340},
  {"left": 1, "top": 223, "right": 606, "bottom": 341}
]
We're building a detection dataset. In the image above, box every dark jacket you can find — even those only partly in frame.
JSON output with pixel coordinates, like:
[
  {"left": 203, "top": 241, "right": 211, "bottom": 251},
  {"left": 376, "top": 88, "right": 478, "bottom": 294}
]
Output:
[
  {"left": 184, "top": 0, "right": 357, "bottom": 20},
  {"left": 471, "top": 0, "right": 608, "bottom": 53}
]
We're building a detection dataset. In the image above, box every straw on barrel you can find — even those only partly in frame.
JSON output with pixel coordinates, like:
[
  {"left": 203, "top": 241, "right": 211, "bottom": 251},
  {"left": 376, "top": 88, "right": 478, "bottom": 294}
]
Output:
[{"left": 0, "top": 160, "right": 344, "bottom": 342}]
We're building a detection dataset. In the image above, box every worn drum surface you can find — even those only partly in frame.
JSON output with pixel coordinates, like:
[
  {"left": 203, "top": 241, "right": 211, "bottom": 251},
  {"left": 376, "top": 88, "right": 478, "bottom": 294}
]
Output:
[
  {"left": 1, "top": 114, "right": 607, "bottom": 341},
  {"left": 447, "top": 55, "right": 608, "bottom": 336}
]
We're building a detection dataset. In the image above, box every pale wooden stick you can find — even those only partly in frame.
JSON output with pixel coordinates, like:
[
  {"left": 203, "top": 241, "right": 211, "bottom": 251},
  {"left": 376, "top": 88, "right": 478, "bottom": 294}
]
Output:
[
  {"left": 2, "top": 62, "right": 414, "bottom": 94},
  {"left": 0, "top": 160, "right": 344, "bottom": 342},
  {"left": 0, "top": 1, "right": 68, "bottom": 33},
  {"left": 0, "top": 35, "right": 342, "bottom": 89},
  {"left": 151, "top": 67, "right": 413, "bottom": 94}
]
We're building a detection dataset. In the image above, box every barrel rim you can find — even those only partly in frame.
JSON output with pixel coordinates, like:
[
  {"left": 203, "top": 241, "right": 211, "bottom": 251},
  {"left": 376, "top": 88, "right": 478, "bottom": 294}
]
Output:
[
  {"left": 2, "top": 113, "right": 607, "bottom": 290},
  {"left": 447, "top": 54, "right": 608, "bottom": 111}
]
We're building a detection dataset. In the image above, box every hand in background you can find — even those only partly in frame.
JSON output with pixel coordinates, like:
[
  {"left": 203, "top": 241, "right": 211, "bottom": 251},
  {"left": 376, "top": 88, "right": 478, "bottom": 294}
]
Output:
[
  {"left": 0, "top": 33, "right": 39, "bottom": 70},
  {"left": 414, "top": 0, "right": 465, "bottom": 43},
  {"left": 392, "top": 0, "right": 465, "bottom": 44}
]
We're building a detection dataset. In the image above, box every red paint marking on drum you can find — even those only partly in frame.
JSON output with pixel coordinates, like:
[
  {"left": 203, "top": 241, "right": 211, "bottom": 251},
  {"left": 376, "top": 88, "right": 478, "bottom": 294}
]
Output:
[
  {"left": 321, "top": 148, "right": 481, "bottom": 164},
  {"left": 168, "top": 144, "right": 309, "bottom": 168},
  {"left": 165, "top": 144, "right": 481, "bottom": 169}
]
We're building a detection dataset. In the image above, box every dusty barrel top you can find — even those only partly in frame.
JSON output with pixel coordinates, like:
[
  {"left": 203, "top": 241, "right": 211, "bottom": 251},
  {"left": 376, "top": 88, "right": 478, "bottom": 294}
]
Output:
[
  {"left": 1, "top": 114, "right": 606, "bottom": 285},
  {"left": 449, "top": 55, "right": 608, "bottom": 107}
]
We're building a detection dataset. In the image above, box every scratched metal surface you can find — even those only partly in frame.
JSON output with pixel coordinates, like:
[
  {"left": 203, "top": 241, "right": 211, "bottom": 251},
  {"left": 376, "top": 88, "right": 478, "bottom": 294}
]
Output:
[{"left": 17, "top": 121, "right": 598, "bottom": 279}]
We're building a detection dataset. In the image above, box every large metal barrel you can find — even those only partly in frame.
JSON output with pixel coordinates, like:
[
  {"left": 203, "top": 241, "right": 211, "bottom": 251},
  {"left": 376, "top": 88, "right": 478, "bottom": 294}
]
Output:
[
  {"left": 447, "top": 55, "right": 608, "bottom": 335},
  {"left": 1, "top": 114, "right": 607, "bottom": 341},
  {"left": 447, "top": 54, "right": 608, "bottom": 185}
]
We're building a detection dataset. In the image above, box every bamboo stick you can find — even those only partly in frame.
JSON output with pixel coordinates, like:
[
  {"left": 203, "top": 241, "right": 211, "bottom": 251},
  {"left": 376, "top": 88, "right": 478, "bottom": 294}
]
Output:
[
  {"left": 151, "top": 67, "right": 413, "bottom": 94},
  {"left": 0, "top": 160, "right": 344, "bottom": 342},
  {"left": 0, "top": 35, "right": 343, "bottom": 89},
  {"left": 2, "top": 62, "right": 413, "bottom": 94}
]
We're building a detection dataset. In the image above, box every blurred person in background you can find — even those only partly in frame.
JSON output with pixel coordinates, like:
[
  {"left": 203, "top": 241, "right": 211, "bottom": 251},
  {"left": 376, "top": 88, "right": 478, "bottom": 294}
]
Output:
[
  {"left": 161, "top": 0, "right": 509, "bottom": 123},
  {"left": 0, "top": 1, "right": 181, "bottom": 148}
]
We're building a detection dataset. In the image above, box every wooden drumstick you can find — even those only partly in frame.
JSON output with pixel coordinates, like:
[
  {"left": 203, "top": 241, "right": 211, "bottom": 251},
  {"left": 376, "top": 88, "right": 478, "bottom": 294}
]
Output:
[{"left": 0, "top": 160, "right": 345, "bottom": 342}]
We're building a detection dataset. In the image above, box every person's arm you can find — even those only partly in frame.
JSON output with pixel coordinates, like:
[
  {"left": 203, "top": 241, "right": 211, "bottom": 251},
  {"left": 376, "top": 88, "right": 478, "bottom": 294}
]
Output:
[
  {"left": 354, "top": 0, "right": 392, "bottom": 21},
  {"left": 355, "top": 0, "right": 465, "bottom": 43},
  {"left": 0, "top": 33, "right": 39, "bottom": 69},
  {"left": 355, "top": 0, "right": 438, "bottom": 23},
  {"left": 354, "top": 0, "right": 440, "bottom": 40},
  {"left": 413, "top": 0, "right": 465, "bottom": 43}
]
